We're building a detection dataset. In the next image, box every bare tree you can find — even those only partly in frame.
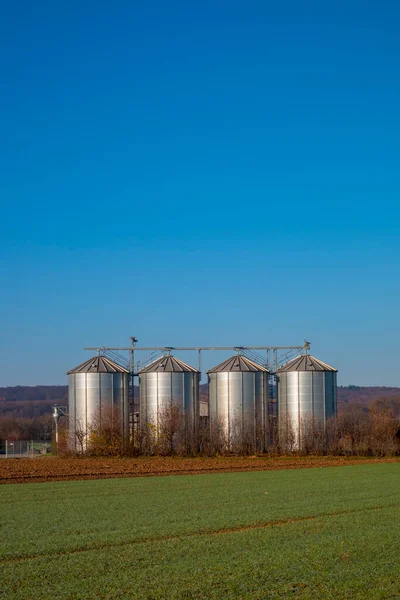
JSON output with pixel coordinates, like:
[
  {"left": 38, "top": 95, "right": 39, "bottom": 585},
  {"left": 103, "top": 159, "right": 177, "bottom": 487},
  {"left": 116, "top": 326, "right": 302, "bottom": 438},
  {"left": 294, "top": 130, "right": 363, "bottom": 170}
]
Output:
[
  {"left": 54, "top": 392, "right": 400, "bottom": 458},
  {"left": 278, "top": 415, "right": 297, "bottom": 453},
  {"left": 157, "top": 404, "right": 185, "bottom": 455},
  {"left": 70, "top": 416, "right": 87, "bottom": 454},
  {"left": 207, "top": 413, "right": 228, "bottom": 455},
  {"left": 87, "top": 404, "right": 127, "bottom": 456}
]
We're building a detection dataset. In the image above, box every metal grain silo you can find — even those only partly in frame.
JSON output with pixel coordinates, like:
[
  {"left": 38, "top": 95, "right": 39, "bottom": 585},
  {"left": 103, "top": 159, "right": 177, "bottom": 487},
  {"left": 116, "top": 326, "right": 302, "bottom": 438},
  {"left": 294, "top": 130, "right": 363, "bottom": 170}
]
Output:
[
  {"left": 138, "top": 354, "right": 200, "bottom": 446},
  {"left": 67, "top": 356, "right": 129, "bottom": 452},
  {"left": 276, "top": 354, "right": 337, "bottom": 446},
  {"left": 207, "top": 355, "right": 269, "bottom": 452}
]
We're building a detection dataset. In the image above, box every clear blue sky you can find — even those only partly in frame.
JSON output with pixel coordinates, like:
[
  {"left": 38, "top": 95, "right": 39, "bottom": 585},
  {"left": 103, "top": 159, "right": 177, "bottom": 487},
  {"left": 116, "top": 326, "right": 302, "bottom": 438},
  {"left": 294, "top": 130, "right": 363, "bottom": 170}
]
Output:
[{"left": 1, "top": 1, "right": 400, "bottom": 386}]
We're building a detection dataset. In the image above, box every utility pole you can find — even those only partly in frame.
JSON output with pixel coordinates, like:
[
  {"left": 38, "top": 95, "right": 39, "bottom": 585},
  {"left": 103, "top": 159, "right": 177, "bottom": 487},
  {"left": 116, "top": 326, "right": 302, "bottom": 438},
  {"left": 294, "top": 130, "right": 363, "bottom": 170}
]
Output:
[
  {"left": 129, "top": 337, "right": 138, "bottom": 444},
  {"left": 52, "top": 405, "right": 68, "bottom": 455},
  {"left": 129, "top": 336, "right": 137, "bottom": 374}
]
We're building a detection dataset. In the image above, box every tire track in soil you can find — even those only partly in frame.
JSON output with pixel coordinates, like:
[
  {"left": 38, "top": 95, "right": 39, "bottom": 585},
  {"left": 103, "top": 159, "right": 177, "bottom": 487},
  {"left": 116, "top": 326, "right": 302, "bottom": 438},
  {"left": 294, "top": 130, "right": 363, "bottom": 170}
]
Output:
[
  {"left": 1, "top": 503, "right": 397, "bottom": 565},
  {"left": 1, "top": 457, "right": 399, "bottom": 485}
]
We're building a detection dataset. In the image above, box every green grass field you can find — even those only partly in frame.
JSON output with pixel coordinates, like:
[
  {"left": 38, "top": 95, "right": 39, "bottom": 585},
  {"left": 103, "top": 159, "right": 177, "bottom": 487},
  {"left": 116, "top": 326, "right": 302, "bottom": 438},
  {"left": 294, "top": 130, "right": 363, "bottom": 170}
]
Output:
[{"left": 1, "top": 464, "right": 399, "bottom": 599}]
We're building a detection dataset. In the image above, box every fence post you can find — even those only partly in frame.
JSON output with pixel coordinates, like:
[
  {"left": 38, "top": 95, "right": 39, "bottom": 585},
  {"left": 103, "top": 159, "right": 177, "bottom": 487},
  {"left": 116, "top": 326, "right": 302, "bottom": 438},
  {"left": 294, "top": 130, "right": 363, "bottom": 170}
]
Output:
[{"left": 5, "top": 440, "right": 7, "bottom": 459}]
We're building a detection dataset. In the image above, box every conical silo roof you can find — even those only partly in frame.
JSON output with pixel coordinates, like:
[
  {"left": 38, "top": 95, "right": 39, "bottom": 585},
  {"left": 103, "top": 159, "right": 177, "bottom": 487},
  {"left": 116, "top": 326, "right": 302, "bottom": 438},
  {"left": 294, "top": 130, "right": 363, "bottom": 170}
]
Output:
[
  {"left": 67, "top": 356, "right": 129, "bottom": 374},
  {"left": 207, "top": 355, "right": 269, "bottom": 373},
  {"left": 138, "top": 355, "right": 199, "bottom": 374},
  {"left": 276, "top": 355, "right": 337, "bottom": 373}
]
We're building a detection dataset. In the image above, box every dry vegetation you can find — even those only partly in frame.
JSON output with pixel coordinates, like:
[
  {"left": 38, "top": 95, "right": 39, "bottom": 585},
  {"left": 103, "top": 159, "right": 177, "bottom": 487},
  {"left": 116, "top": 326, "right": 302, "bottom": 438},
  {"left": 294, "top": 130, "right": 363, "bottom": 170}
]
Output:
[
  {"left": 2, "top": 392, "right": 400, "bottom": 460},
  {"left": 65, "top": 400, "right": 400, "bottom": 458},
  {"left": 0, "top": 413, "right": 52, "bottom": 442}
]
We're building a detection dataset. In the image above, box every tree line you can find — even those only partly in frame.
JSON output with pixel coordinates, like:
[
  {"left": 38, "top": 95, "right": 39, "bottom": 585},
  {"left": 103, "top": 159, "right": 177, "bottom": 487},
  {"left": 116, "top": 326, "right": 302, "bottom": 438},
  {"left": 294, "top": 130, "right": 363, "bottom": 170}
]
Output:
[
  {"left": 0, "top": 414, "right": 53, "bottom": 442},
  {"left": 61, "top": 398, "right": 400, "bottom": 458},
  {"left": 2, "top": 395, "right": 399, "bottom": 457}
]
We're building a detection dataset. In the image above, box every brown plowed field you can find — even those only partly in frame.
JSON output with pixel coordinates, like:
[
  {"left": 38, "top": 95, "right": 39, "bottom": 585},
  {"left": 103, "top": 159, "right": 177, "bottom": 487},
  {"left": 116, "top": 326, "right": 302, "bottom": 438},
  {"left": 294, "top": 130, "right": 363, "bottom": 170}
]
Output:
[{"left": 1, "top": 456, "right": 399, "bottom": 484}]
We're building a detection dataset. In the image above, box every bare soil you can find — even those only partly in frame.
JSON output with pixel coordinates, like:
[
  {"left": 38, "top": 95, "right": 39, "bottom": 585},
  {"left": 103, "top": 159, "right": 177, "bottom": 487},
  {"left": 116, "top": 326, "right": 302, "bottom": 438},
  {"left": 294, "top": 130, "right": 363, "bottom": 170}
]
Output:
[{"left": 0, "top": 455, "right": 399, "bottom": 485}]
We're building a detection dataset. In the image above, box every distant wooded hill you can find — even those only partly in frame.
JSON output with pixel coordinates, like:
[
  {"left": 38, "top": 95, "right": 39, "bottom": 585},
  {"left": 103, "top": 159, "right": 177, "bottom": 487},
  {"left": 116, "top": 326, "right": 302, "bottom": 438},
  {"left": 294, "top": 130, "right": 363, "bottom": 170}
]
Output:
[
  {"left": 0, "top": 386, "right": 68, "bottom": 418},
  {"left": 337, "top": 385, "right": 400, "bottom": 405},
  {"left": 1, "top": 384, "right": 400, "bottom": 418}
]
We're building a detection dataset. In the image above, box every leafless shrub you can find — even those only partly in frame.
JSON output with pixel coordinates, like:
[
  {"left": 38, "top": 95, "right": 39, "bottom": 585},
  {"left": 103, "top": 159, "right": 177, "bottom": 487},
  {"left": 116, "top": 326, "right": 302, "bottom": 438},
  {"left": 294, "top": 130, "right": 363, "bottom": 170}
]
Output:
[
  {"left": 136, "top": 420, "right": 157, "bottom": 455},
  {"left": 228, "top": 419, "right": 264, "bottom": 455},
  {"left": 157, "top": 404, "right": 186, "bottom": 455},
  {"left": 86, "top": 404, "right": 128, "bottom": 456},
  {"left": 137, "top": 403, "right": 199, "bottom": 456},
  {"left": 69, "top": 416, "right": 87, "bottom": 454},
  {"left": 266, "top": 418, "right": 280, "bottom": 455},
  {"left": 367, "top": 406, "right": 399, "bottom": 456},
  {"left": 297, "top": 415, "right": 326, "bottom": 455},
  {"left": 277, "top": 416, "right": 298, "bottom": 453},
  {"left": 59, "top": 396, "right": 400, "bottom": 458},
  {"left": 208, "top": 414, "right": 229, "bottom": 455}
]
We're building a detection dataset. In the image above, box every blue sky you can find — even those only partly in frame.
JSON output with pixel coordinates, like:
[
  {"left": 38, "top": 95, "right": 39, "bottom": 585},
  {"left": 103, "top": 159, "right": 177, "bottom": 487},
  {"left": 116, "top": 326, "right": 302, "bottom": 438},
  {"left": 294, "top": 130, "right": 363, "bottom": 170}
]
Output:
[{"left": 1, "top": 1, "right": 400, "bottom": 385}]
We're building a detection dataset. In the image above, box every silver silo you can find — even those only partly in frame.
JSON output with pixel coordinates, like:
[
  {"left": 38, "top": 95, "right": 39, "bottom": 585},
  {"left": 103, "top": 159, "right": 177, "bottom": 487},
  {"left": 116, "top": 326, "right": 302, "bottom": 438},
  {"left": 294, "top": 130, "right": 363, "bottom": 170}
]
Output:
[
  {"left": 138, "top": 354, "right": 200, "bottom": 445},
  {"left": 67, "top": 356, "right": 129, "bottom": 452},
  {"left": 207, "top": 355, "right": 269, "bottom": 452},
  {"left": 276, "top": 354, "right": 337, "bottom": 446}
]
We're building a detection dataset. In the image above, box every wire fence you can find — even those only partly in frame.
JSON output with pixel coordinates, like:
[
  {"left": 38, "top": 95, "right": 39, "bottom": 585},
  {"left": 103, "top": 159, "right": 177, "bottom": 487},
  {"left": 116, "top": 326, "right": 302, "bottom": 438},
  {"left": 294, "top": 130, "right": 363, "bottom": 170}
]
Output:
[{"left": 0, "top": 440, "right": 51, "bottom": 458}]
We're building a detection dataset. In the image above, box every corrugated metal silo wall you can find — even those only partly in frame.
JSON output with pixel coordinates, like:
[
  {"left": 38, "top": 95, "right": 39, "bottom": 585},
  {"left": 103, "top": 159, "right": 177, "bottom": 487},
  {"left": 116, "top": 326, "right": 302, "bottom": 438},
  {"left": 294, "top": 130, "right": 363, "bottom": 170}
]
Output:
[
  {"left": 208, "top": 371, "right": 268, "bottom": 452},
  {"left": 139, "top": 372, "right": 200, "bottom": 432},
  {"left": 277, "top": 371, "right": 337, "bottom": 445},
  {"left": 68, "top": 372, "right": 129, "bottom": 451}
]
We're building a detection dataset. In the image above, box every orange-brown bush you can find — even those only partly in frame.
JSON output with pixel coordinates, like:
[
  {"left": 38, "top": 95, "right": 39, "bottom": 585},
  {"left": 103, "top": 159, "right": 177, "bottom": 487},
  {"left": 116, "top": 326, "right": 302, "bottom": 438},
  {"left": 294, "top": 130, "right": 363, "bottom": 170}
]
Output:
[
  {"left": 273, "top": 404, "right": 400, "bottom": 457},
  {"left": 61, "top": 402, "right": 400, "bottom": 458}
]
